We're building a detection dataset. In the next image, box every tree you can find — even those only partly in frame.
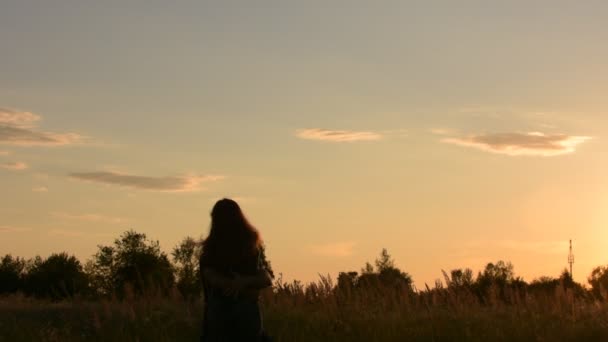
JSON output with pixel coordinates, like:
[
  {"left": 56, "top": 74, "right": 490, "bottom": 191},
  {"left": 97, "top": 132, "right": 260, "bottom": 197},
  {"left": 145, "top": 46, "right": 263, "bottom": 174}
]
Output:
[
  {"left": 477, "top": 261, "right": 515, "bottom": 287},
  {"left": 528, "top": 276, "right": 559, "bottom": 293},
  {"left": 0, "top": 254, "right": 25, "bottom": 295},
  {"left": 473, "top": 260, "right": 527, "bottom": 303},
  {"left": 528, "top": 269, "right": 586, "bottom": 298},
  {"left": 376, "top": 249, "right": 412, "bottom": 288},
  {"left": 23, "top": 253, "right": 88, "bottom": 299},
  {"left": 588, "top": 265, "right": 608, "bottom": 300},
  {"left": 85, "top": 245, "right": 115, "bottom": 296},
  {"left": 337, "top": 271, "right": 358, "bottom": 291},
  {"left": 443, "top": 268, "right": 474, "bottom": 288},
  {"left": 357, "top": 249, "right": 413, "bottom": 290},
  {"left": 375, "top": 249, "right": 395, "bottom": 271},
  {"left": 361, "top": 262, "right": 374, "bottom": 275},
  {"left": 88, "top": 230, "right": 175, "bottom": 297},
  {"left": 172, "top": 236, "right": 203, "bottom": 299}
]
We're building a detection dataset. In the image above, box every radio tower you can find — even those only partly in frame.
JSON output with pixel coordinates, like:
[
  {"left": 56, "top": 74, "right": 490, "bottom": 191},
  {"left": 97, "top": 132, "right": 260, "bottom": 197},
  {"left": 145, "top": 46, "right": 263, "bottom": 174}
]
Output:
[{"left": 568, "top": 239, "right": 574, "bottom": 277}]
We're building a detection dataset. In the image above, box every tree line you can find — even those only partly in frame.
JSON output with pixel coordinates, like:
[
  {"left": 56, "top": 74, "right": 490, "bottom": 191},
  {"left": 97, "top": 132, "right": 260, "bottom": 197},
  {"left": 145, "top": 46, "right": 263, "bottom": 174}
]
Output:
[
  {"left": 0, "top": 230, "right": 201, "bottom": 300},
  {"left": 1, "top": 229, "right": 608, "bottom": 302}
]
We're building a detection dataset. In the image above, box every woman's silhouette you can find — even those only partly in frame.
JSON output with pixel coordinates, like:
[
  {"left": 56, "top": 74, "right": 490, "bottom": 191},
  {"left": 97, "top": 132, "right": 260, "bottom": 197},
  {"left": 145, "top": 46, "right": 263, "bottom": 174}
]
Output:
[{"left": 199, "top": 198, "right": 274, "bottom": 342}]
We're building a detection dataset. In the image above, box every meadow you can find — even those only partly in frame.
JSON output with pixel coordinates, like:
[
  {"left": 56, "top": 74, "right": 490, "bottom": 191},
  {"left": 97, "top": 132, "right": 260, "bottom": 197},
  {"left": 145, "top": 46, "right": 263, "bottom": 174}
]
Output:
[
  {"left": 2, "top": 277, "right": 608, "bottom": 342},
  {"left": 2, "top": 233, "right": 608, "bottom": 341}
]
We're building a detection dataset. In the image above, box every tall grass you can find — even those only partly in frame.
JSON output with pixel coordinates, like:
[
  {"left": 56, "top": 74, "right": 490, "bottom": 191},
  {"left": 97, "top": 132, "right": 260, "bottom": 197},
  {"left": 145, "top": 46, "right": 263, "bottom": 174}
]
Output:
[{"left": 2, "top": 278, "right": 608, "bottom": 341}]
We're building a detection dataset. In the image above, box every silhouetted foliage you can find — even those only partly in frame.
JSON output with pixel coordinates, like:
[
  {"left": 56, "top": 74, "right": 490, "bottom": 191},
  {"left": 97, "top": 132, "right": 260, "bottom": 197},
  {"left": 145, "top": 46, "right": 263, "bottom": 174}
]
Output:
[
  {"left": 448, "top": 268, "right": 474, "bottom": 288},
  {"left": 1, "top": 230, "right": 601, "bottom": 308},
  {"left": 85, "top": 245, "right": 115, "bottom": 297},
  {"left": 88, "top": 230, "right": 174, "bottom": 298},
  {"left": 23, "top": 253, "right": 88, "bottom": 300},
  {"left": 172, "top": 236, "right": 203, "bottom": 300},
  {"left": 375, "top": 249, "right": 412, "bottom": 288},
  {"left": 528, "top": 276, "right": 559, "bottom": 292},
  {"left": 588, "top": 265, "right": 608, "bottom": 300},
  {"left": 0, "top": 254, "right": 25, "bottom": 295},
  {"left": 471, "top": 260, "right": 528, "bottom": 303},
  {"left": 477, "top": 261, "right": 515, "bottom": 286},
  {"left": 337, "top": 271, "right": 358, "bottom": 291},
  {"left": 375, "top": 249, "right": 395, "bottom": 270},
  {"left": 526, "top": 268, "right": 588, "bottom": 300},
  {"left": 338, "top": 249, "right": 413, "bottom": 293},
  {"left": 361, "top": 262, "right": 374, "bottom": 275}
]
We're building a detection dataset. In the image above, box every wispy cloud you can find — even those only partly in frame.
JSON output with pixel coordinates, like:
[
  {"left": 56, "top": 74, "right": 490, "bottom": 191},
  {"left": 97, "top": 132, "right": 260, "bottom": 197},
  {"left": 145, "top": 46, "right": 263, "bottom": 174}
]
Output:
[
  {"left": 442, "top": 132, "right": 591, "bottom": 157},
  {"left": 430, "top": 128, "right": 454, "bottom": 136},
  {"left": 0, "top": 125, "right": 84, "bottom": 146},
  {"left": 310, "top": 241, "right": 357, "bottom": 257},
  {"left": 0, "top": 225, "right": 31, "bottom": 233},
  {"left": 32, "top": 186, "right": 49, "bottom": 192},
  {"left": 52, "top": 212, "right": 126, "bottom": 224},
  {"left": 69, "top": 171, "right": 224, "bottom": 192},
  {"left": 0, "top": 161, "right": 28, "bottom": 170},
  {"left": 0, "top": 108, "right": 85, "bottom": 146},
  {"left": 0, "top": 108, "right": 41, "bottom": 127},
  {"left": 296, "top": 128, "right": 382, "bottom": 142}
]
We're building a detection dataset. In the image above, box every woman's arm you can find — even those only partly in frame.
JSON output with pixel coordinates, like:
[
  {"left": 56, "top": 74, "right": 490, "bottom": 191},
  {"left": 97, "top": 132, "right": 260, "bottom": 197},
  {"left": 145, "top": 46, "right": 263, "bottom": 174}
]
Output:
[
  {"left": 202, "top": 268, "right": 273, "bottom": 294},
  {"left": 235, "top": 269, "right": 273, "bottom": 289},
  {"left": 201, "top": 268, "right": 235, "bottom": 290}
]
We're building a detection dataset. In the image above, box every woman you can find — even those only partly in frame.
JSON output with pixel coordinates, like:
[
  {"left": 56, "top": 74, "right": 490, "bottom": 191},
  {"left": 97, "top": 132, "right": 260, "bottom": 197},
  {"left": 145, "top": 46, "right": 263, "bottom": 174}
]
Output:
[{"left": 199, "top": 198, "right": 274, "bottom": 342}]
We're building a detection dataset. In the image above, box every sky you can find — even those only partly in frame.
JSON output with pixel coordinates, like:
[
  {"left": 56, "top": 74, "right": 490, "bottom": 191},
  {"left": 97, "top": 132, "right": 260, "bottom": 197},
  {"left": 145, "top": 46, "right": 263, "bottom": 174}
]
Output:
[{"left": 1, "top": 1, "right": 608, "bottom": 287}]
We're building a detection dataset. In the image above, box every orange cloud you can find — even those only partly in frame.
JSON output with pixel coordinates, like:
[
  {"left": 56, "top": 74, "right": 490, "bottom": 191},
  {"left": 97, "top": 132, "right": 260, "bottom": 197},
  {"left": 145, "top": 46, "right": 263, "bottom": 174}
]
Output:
[
  {"left": 430, "top": 128, "right": 454, "bottom": 135},
  {"left": 0, "top": 108, "right": 41, "bottom": 127},
  {"left": 1, "top": 161, "right": 28, "bottom": 170},
  {"left": 0, "top": 226, "right": 31, "bottom": 233},
  {"left": 296, "top": 128, "right": 382, "bottom": 142},
  {"left": 310, "top": 241, "right": 357, "bottom": 257},
  {"left": 442, "top": 132, "right": 591, "bottom": 156},
  {"left": 0, "top": 108, "right": 84, "bottom": 146},
  {"left": 69, "top": 171, "right": 224, "bottom": 192}
]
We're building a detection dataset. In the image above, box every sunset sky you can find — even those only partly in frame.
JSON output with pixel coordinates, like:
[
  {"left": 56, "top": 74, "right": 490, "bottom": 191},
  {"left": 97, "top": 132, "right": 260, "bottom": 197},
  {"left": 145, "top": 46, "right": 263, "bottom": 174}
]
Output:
[{"left": 2, "top": 1, "right": 608, "bottom": 286}]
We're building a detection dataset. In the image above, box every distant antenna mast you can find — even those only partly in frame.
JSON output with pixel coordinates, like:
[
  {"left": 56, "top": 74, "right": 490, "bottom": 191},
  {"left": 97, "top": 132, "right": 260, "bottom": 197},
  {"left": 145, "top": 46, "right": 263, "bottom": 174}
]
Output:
[{"left": 568, "top": 239, "right": 574, "bottom": 277}]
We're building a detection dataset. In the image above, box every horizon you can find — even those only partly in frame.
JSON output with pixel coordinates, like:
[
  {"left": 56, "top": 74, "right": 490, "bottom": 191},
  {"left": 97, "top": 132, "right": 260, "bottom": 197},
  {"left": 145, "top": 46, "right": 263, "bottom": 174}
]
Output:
[{"left": 2, "top": 1, "right": 608, "bottom": 287}]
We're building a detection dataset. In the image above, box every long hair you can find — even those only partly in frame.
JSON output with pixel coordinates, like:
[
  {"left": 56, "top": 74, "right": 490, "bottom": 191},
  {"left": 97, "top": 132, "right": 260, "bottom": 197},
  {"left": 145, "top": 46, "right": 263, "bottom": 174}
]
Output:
[{"left": 200, "top": 198, "right": 262, "bottom": 275}]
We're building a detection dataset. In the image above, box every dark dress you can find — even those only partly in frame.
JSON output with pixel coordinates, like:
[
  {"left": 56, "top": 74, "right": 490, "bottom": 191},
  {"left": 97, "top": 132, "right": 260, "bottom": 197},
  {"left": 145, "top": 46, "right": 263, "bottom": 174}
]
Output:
[{"left": 200, "top": 247, "right": 273, "bottom": 342}]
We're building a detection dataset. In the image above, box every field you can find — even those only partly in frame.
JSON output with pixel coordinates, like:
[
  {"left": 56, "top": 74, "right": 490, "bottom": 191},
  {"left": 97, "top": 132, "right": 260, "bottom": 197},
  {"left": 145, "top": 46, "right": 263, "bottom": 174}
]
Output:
[{"left": 2, "top": 280, "right": 608, "bottom": 342}]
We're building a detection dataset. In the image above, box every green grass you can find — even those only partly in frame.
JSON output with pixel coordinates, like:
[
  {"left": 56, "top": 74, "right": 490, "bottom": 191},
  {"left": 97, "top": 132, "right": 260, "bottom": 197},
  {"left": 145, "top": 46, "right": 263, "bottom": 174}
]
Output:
[{"left": 2, "top": 285, "right": 608, "bottom": 341}]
